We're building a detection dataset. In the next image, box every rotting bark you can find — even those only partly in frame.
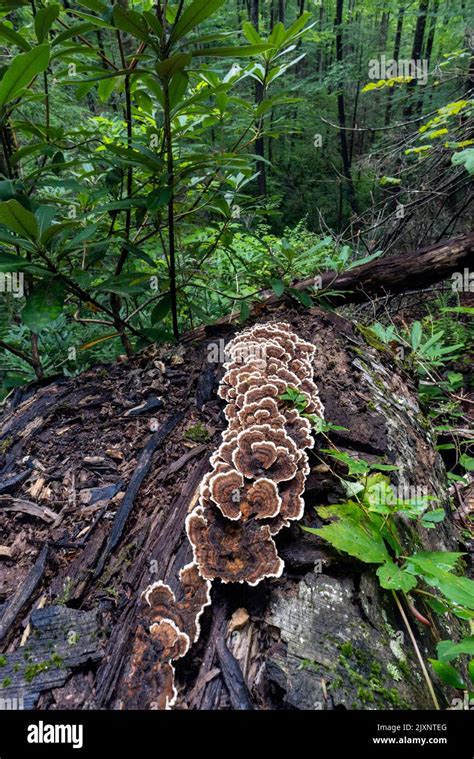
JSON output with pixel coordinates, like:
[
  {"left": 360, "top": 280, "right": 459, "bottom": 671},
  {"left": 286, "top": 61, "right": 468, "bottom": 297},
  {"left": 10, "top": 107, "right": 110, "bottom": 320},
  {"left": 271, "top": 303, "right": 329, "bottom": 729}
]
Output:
[{"left": 0, "top": 304, "right": 471, "bottom": 710}]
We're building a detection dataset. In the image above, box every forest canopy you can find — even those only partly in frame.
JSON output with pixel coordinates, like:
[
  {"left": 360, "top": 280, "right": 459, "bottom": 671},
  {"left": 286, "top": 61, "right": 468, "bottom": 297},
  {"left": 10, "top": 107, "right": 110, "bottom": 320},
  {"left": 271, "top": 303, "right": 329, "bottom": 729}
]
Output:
[{"left": 0, "top": 0, "right": 471, "bottom": 391}]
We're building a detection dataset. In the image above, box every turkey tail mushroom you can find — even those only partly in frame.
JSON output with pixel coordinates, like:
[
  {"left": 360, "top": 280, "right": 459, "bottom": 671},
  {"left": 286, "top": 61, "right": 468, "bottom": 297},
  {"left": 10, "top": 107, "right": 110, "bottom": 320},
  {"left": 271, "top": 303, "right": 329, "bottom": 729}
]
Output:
[{"left": 187, "top": 321, "right": 323, "bottom": 585}]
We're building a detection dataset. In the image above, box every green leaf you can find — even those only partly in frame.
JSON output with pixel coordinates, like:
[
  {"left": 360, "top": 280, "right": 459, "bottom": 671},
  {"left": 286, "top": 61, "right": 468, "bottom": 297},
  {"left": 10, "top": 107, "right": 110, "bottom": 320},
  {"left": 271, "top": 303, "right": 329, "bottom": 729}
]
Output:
[
  {"left": 21, "top": 278, "right": 65, "bottom": 333},
  {"left": 411, "top": 320, "right": 422, "bottom": 350},
  {"left": 406, "top": 554, "right": 474, "bottom": 610},
  {"left": 242, "top": 21, "right": 261, "bottom": 45},
  {"left": 469, "top": 661, "right": 474, "bottom": 686},
  {"left": 429, "top": 659, "right": 465, "bottom": 689},
  {"left": 0, "top": 199, "right": 38, "bottom": 240},
  {"left": 437, "top": 637, "right": 474, "bottom": 663},
  {"left": 191, "top": 43, "right": 272, "bottom": 58},
  {"left": 451, "top": 148, "right": 474, "bottom": 175},
  {"left": 406, "top": 552, "right": 465, "bottom": 573},
  {"left": 421, "top": 509, "right": 446, "bottom": 527},
  {"left": 151, "top": 293, "right": 171, "bottom": 324},
  {"left": 460, "top": 454, "right": 474, "bottom": 472},
  {"left": 0, "top": 250, "right": 47, "bottom": 274},
  {"left": 156, "top": 53, "right": 192, "bottom": 80},
  {"left": 112, "top": 7, "right": 150, "bottom": 43},
  {"left": 377, "top": 561, "right": 417, "bottom": 592},
  {"left": 170, "top": 0, "right": 226, "bottom": 44},
  {"left": 271, "top": 279, "right": 285, "bottom": 297},
  {"left": 309, "top": 503, "right": 390, "bottom": 564},
  {"left": 0, "top": 44, "right": 50, "bottom": 107},
  {"left": 35, "top": 4, "right": 60, "bottom": 43},
  {"left": 0, "top": 22, "right": 31, "bottom": 51}
]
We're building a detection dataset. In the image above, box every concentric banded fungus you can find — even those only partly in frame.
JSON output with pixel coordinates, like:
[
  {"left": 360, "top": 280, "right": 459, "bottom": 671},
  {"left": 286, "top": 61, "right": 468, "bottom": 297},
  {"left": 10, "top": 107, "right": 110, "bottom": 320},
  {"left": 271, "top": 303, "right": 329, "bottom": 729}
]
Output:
[
  {"left": 132, "top": 322, "right": 323, "bottom": 710},
  {"left": 186, "top": 504, "right": 284, "bottom": 585},
  {"left": 187, "top": 321, "right": 324, "bottom": 587},
  {"left": 132, "top": 562, "right": 211, "bottom": 709}
]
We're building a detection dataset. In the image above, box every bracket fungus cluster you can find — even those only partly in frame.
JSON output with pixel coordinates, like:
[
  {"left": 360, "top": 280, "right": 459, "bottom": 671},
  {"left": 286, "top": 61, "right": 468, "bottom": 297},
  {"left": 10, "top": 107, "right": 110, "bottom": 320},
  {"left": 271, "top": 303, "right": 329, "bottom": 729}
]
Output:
[
  {"left": 133, "top": 322, "right": 322, "bottom": 709},
  {"left": 186, "top": 322, "right": 324, "bottom": 586},
  {"left": 127, "top": 563, "right": 211, "bottom": 710}
]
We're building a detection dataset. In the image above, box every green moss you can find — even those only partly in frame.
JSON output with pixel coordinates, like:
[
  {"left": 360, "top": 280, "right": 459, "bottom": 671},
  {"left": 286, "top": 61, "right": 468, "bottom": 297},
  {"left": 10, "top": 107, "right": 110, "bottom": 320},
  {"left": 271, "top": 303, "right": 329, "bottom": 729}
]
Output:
[
  {"left": 0, "top": 437, "right": 13, "bottom": 454},
  {"left": 184, "top": 422, "right": 210, "bottom": 443},
  {"left": 0, "top": 655, "right": 7, "bottom": 667},
  {"left": 1, "top": 677, "right": 11, "bottom": 688},
  {"left": 357, "top": 686, "right": 375, "bottom": 704},
  {"left": 24, "top": 661, "right": 50, "bottom": 683},
  {"left": 340, "top": 642, "right": 354, "bottom": 658}
]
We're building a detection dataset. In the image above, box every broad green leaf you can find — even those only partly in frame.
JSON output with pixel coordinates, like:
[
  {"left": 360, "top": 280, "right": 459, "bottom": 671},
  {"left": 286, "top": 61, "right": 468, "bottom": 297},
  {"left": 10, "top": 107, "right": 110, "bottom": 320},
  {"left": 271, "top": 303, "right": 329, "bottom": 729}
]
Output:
[
  {"left": 35, "top": 4, "right": 60, "bottom": 43},
  {"left": 191, "top": 43, "right": 272, "bottom": 58},
  {"left": 112, "top": 7, "right": 150, "bottom": 43},
  {"left": 156, "top": 53, "right": 192, "bottom": 80},
  {"left": 406, "top": 555, "right": 474, "bottom": 610},
  {"left": 242, "top": 21, "right": 261, "bottom": 45},
  {"left": 429, "top": 659, "right": 465, "bottom": 689},
  {"left": 151, "top": 293, "right": 171, "bottom": 324},
  {"left": 0, "top": 44, "right": 50, "bottom": 107},
  {"left": 21, "top": 278, "right": 65, "bottom": 332},
  {"left": 406, "top": 552, "right": 465, "bottom": 573},
  {"left": 0, "top": 199, "right": 38, "bottom": 240},
  {"left": 284, "top": 11, "right": 313, "bottom": 41},
  {"left": 452, "top": 148, "right": 474, "bottom": 175},
  {"left": 271, "top": 279, "right": 285, "bottom": 297},
  {"left": 377, "top": 561, "right": 417, "bottom": 592},
  {"left": 437, "top": 637, "right": 474, "bottom": 663},
  {"left": 170, "top": 0, "right": 226, "bottom": 44},
  {"left": 421, "top": 509, "right": 445, "bottom": 527},
  {"left": 142, "top": 11, "right": 163, "bottom": 38},
  {"left": 470, "top": 661, "right": 474, "bottom": 686},
  {"left": 0, "top": 22, "right": 31, "bottom": 51},
  {"left": 0, "top": 250, "right": 47, "bottom": 274},
  {"left": 460, "top": 454, "right": 474, "bottom": 472}
]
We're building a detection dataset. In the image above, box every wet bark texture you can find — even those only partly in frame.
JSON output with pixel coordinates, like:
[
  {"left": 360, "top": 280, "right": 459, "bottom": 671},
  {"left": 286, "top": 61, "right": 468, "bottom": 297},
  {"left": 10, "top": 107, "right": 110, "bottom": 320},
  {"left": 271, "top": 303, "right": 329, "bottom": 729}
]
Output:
[{"left": 0, "top": 305, "right": 469, "bottom": 710}]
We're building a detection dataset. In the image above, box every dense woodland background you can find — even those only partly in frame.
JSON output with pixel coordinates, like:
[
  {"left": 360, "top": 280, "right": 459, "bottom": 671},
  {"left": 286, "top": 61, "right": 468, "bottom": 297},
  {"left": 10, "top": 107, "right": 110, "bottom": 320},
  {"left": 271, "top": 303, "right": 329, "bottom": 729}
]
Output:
[{"left": 0, "top": 0, "right": 471, "bottom": 387}]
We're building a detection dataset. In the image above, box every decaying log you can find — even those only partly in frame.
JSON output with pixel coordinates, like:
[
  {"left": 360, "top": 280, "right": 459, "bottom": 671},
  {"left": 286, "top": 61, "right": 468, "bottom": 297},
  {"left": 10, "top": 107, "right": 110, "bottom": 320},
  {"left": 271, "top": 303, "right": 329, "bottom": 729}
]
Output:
[
  {"left": 0, "top": 605, "right": 101, "bottom": 709},
  {"left": 94, "top": 409, "right": 186, "bottom": 578},
  {"left": 0, "top": 545, "right": 48, "bottom": 645},
  {"left": 0, "top": 303, "right": 471, "bottom": 710},
  {"left": 288, "top": 231, "right": 474, "bottom": 304},
  {"left": 182, "top": 233, "right": 474, "bottom": 342}
]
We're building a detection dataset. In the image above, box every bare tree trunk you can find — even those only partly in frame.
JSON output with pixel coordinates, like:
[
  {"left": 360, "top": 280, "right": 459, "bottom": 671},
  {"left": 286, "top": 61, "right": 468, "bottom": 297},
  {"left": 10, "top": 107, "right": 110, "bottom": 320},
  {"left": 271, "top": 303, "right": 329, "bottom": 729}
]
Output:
[
  {"left": 334, "top": 0, "right": 358, "bottom": 219},
  {"left": 404, "top": 0, "right": 429, "bottom": 119},
  {"left": 385, "top": 3, "right": 405, "bottom": 126}
]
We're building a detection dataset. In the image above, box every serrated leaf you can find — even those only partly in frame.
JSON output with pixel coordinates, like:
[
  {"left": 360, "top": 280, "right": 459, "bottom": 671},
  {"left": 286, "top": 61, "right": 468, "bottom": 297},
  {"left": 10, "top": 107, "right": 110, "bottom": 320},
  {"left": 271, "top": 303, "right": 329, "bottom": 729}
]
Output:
[
  {"left": 377, "top": 561, "right": 417, "bottom": 592},
  {"left": 310, "top": 503, "right": 390, "bottom": 564}
]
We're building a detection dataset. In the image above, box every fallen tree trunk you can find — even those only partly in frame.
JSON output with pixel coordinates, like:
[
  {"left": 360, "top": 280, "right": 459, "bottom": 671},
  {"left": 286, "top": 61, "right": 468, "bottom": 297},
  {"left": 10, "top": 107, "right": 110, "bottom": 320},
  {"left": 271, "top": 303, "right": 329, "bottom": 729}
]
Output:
[
  {"left": 0, "top": 303, "right": 470, "bottom": 711},
  {"left": 291, "top": 231, "right": 474, "bottom": 303},
  {"left": 182, "top": 233, "right": 474, "bottom": 344}
]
